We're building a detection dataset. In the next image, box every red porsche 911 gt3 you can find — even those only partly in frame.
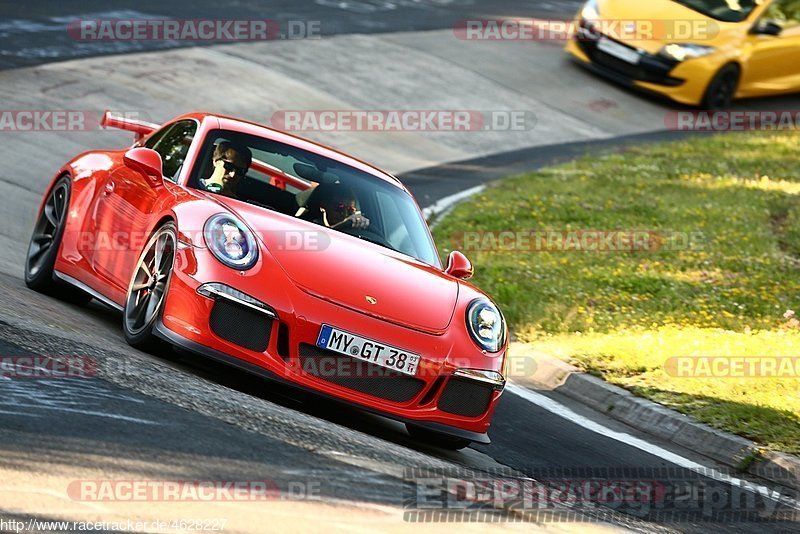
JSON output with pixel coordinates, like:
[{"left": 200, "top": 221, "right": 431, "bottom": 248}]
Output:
[{"left": 24, "top": 111, "right": 507, "bottom": 449}]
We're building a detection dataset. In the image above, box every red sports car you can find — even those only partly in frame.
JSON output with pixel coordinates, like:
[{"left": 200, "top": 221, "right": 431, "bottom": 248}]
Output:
[{"left": 24, "top": 111, "right": 508, "bottom": 449}]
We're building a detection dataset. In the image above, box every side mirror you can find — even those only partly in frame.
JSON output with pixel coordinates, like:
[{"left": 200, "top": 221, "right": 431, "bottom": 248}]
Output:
[
  {"left": 445, "top": 250, "right": 474, "bottom": 280},
  {"left": 123, "top": 147, "right": 163, "bottom": 183},
  {"left": 751, "top": 20, "right": 783, "bottom": 36}
]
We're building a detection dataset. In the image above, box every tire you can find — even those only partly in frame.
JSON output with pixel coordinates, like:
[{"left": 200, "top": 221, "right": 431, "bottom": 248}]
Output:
[
  {"left": 700, "top": 64, "right": 740, "bottom": 110},
  {"left": 123, "top": 222, "right": 177, "bottom": 351},
  {"left": 24, "top": 175, "right": 92, "bottom": 305},
  {"left": 406, "top": 424, "right": 472, "bottom": 451}
]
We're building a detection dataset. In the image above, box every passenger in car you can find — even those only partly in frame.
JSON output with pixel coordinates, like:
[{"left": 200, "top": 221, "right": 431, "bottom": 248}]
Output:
[{"left": 200, "top": 141, "right": 252, "bottom": 198}]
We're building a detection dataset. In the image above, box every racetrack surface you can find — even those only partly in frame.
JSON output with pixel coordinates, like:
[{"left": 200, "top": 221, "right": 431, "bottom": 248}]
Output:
[
  {"left": 1, "top": 1, "right": 799, "bottom": 532},
  {"left": 0, "top": 0, "right": 585, "bottom": 70}
]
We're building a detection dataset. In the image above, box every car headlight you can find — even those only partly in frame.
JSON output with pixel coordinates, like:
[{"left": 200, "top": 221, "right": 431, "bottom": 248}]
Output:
[
  {"left": 203, "top": 213, "right": 258, "bottom": 270},
  {"left": 660, "top": 43, "right": 716, "bottom": 62},
  {"left": 581, "top": 0, "right": 600, "bottom": 21},
  {"left": 466, "top": 299, "right": 506, "bottom": 353}
]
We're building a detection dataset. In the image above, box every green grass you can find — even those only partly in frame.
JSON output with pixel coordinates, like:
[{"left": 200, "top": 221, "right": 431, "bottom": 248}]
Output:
[{"left": 433, "top": 131, "right": 800, "bottom": 454}]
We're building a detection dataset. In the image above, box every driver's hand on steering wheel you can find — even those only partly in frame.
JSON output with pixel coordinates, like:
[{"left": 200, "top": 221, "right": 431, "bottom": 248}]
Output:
[{"left": 337, "top": 210, "right": 370, "bottom": 230}]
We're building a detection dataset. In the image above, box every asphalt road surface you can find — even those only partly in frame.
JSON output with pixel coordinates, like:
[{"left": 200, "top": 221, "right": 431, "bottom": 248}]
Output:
[
  {"left": 1, "top": 1, "right": 798, "bottom": 532},
  {"left": 0, "top": 0, "right": 584, "bottom": 70},
  {"left": 2, "top": 277, "right": 797, "bottom": 532}
]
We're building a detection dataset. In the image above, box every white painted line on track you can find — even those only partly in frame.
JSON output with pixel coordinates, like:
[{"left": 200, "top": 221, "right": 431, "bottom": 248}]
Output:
[{"left": 507, "top": 383, "right": 800, "bottom": 510}]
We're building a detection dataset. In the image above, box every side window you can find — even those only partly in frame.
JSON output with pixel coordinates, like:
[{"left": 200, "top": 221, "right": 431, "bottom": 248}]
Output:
[
  {"left": 143, "top": 127, "right": 168, "bottom": 150},
  {"left": 147, "top": 120, "right": 198, "bottom": 181}
]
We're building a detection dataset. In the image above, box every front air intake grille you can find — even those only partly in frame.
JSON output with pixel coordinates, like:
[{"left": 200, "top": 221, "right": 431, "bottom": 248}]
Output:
[
  {"left": 298, "top": 344, "right": 425, "bottom": 403},
  {"left": 277, "top": 322, "right": 291, "bottom": 360},
  {"left": 438, "top": 377, "right": 494, "bottom": 417},
  {"left": 577, "top": 35, "right": 682, "bottom": 86},
  {"left": 209, "top": 299, "right": 272, "bottom": 352}
]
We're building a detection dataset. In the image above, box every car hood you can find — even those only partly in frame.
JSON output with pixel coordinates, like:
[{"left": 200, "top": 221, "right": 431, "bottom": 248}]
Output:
[
  {"left": 595, "top": 0, "right": 741, "bottom": 54},
  {"left": 217, "top": 199, "right": 458, "bottom": 333}
]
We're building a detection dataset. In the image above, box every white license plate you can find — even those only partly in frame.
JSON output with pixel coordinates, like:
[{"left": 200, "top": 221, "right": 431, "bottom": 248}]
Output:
[
  {"left": 316, "top": 324, "right": 420, "bottom": 377},
  {"left": 597, "top": 37, "right": 640, "bottom": 65}
]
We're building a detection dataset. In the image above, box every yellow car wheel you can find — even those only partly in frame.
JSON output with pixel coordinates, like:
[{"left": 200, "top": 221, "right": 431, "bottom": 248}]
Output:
[{"left": 700, "top": 64, "right": 740, "bottom": 110}]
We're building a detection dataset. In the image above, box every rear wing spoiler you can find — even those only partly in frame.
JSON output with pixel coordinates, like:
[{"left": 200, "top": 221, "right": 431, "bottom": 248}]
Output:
[{"left": 101, "top": 111, "right": 160, "bottom": 142}]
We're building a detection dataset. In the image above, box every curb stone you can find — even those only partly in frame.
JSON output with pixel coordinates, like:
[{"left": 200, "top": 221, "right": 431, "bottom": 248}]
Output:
[{"left": 509, "top": 342, "right": 800, "bottom": 491}]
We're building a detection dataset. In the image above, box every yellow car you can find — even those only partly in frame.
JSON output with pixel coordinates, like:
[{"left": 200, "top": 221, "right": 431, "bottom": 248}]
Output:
[{"left": 566, "top": 0, "right": 800, "bottom": 108}]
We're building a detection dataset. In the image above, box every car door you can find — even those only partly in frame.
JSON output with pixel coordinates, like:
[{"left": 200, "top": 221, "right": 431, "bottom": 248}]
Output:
[
  {"left": 741, "top": 0, "right": 800, "bottom": 95},
  {"left": 90, "top": 120, "right": 198, "bottom": 299}
]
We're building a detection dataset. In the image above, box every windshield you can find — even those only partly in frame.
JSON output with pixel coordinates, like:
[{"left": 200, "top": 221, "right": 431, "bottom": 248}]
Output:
[
  {"left": 188, "top": 129, "right": 440, "bottom": 267},
  {"left": 671, "top": 0, "right": 760, "bottom": 22}
]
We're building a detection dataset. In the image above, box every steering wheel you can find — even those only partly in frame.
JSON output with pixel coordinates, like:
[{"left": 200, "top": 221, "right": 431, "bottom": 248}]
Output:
[{"left": 339, "top": 223, "right": 392, "bottom": 248}]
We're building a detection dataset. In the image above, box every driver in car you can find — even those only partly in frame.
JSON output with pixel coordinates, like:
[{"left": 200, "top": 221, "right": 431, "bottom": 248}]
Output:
[
  {"left": 304, "top": 183, "right": 370, "bottom": 230},
  {"left": 322, "top": 189, "right": 370, "bottom": 230},
  {"left": 201, "top": 141, "right": 252, "bottom": 199}
]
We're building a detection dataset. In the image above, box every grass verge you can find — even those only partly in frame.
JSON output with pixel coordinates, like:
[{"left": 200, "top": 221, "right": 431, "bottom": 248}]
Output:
[{"left": 433, "top": 131, "right": 800, "bottom": 454}]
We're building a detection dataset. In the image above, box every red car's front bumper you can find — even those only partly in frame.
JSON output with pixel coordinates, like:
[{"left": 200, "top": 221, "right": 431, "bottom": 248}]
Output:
[{"left": 155, "top": 244, "right": 505, "bottom": 443}]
